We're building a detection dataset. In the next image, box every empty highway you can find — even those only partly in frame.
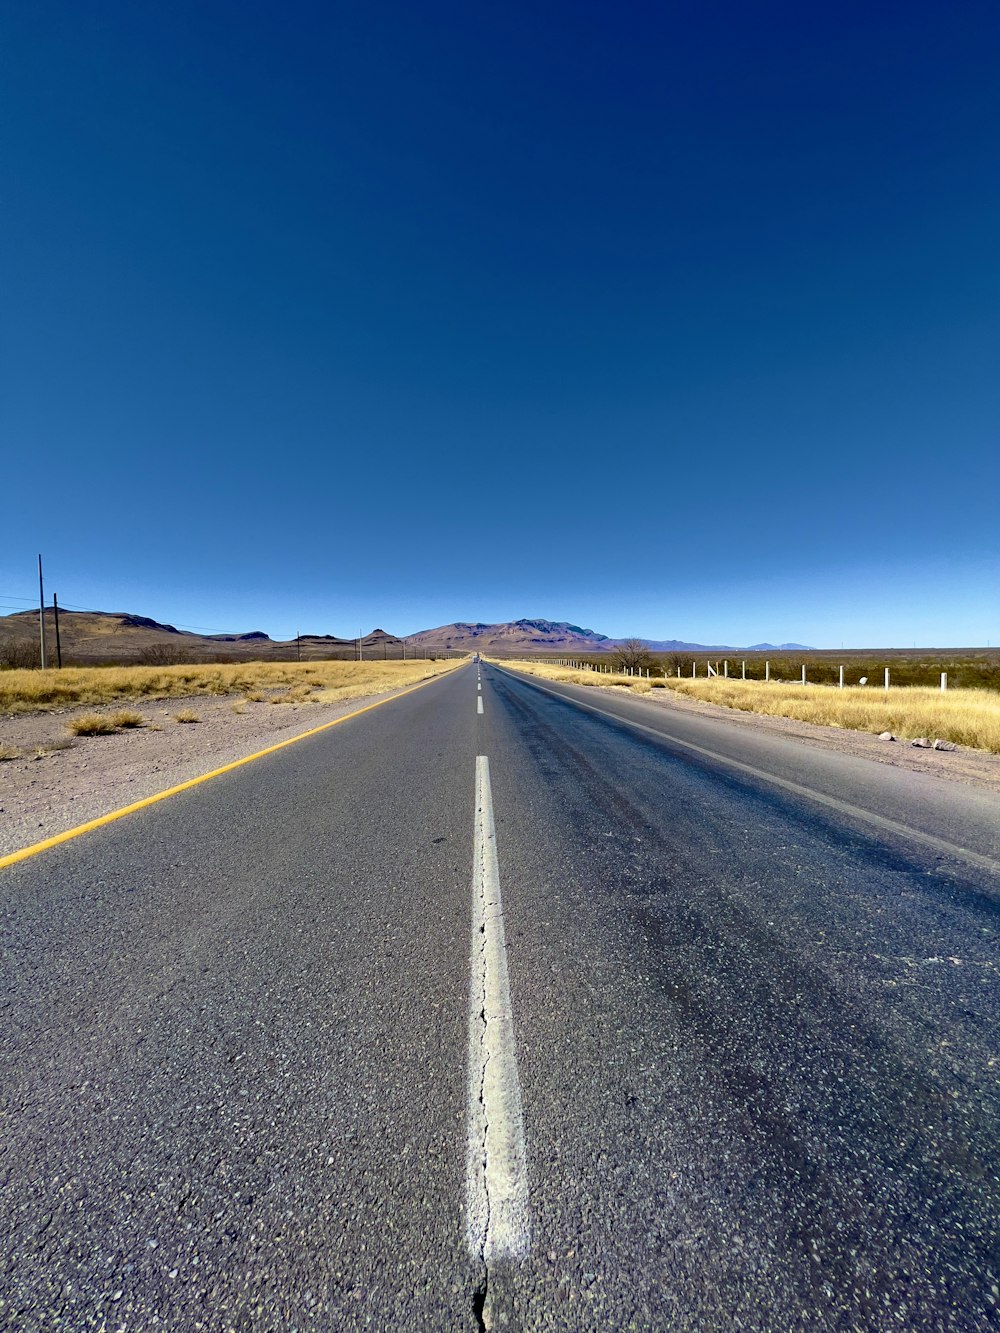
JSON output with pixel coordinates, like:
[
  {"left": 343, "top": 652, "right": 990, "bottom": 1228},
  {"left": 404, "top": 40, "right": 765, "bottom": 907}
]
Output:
[{"left": 1, "top": 661, "right": 998, "bottom": 1331}]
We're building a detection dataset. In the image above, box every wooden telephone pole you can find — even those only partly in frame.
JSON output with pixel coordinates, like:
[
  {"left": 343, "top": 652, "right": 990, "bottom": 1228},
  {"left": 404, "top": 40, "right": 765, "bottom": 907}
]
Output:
[
  {"left": 37, "top": 554, "right": 47, "bottom": 669},
  {"left": 53, "top": 593, "right": 63, "bottom": 668}
]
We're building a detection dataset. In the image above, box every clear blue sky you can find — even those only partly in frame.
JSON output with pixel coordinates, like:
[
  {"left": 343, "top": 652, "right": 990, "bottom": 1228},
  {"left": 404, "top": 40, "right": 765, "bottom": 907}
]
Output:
[{"left": 2, "top": 2, "right": 997, "bottom": 647}]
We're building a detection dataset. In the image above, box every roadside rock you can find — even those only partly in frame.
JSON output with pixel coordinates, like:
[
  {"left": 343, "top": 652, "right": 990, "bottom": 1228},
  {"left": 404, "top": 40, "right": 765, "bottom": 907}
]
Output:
[
  {"left": 932, "top": 739, "right": 957, "bottom": 751},
  {"left": 877, "top": 731, "right": 896, "bottom": 742},
  {"left": 911, "top": 738, "right": 931, "bottom": 748}
]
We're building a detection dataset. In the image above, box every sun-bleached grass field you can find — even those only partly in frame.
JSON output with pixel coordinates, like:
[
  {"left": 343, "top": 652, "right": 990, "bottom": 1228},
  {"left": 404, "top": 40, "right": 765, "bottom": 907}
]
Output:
[
  {"left": 0, "top": 658, "right": 462, "bottom": 716},
  {"left": 497, "top": 659, "right": 1000, "bottom": 754}
]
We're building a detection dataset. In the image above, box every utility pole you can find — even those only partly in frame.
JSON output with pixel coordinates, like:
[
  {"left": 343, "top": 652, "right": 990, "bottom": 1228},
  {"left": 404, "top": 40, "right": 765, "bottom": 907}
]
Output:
[
  {"left": 37, "top": 554, "right": 47, "bottom": 669},
  {"left": 358, "top": 628, "right": 363, "bottom": 661},
  {"left": 402, "top": 637, "right": 406, "bottom": 661},
  {"left": 296, "top": 630, "right": 301, "bottom": 663},
  {"left": 53, "top": 593, "right": 63, "bottom": 668}
]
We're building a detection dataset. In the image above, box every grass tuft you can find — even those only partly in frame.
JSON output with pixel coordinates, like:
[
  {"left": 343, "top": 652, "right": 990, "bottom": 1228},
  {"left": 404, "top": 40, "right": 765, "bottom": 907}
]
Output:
[
  {"left": 110, "top": 709, "right": 145, "bottom": 729},
  {"left": 0, "top": 742, "right": 21, "bottom": 761},
  {"left": 68, "top": 713, "right": 119, "bottom": 736},
  {"left": 270, "top": 684, "right": 316, "bottom": 705},
  {"left": 174, "top": 709, "right": 200, "bottom": 724}
]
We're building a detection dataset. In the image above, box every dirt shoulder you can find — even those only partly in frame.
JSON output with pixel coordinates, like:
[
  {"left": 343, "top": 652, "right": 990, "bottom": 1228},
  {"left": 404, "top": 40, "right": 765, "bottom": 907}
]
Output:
[{"left": 0, "top": 684, "right": 429, "bottom": 859}]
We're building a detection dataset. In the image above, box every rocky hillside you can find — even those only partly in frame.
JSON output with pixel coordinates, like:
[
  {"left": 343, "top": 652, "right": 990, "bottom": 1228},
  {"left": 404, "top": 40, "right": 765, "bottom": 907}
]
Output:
[
  {"left": 404, "top": 619, "right": 612, "bottom": 653},
  {"left": 0, "top": 610, "right": 409, "bottom": 666}
]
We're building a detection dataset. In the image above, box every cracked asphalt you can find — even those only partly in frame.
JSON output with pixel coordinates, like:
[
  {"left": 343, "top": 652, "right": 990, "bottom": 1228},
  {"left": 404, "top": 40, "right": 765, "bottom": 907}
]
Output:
[{"left": 1, "top": 662, "right": 998, "bottom": 1330}]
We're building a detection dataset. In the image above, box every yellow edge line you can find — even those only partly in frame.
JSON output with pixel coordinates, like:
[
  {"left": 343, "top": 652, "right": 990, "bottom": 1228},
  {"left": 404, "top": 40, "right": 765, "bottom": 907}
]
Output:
[{"left": 0, "top": 670, "right": 454, "bottom": 872}]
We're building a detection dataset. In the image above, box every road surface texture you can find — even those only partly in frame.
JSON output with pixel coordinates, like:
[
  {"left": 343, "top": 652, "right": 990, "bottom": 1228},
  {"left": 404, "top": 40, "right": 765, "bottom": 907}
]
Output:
[{"left": 1, "top": 661, "right": 997, "bottom": 1331}]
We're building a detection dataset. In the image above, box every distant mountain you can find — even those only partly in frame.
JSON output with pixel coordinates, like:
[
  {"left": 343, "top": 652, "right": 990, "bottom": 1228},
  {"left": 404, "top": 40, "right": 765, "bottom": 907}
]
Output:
[
  {"left": 641, "top": 638, "right": 743, "bottom": 653},
  {"left": 208, "top": 630, "right": 271, "bottom": 642},
  {"left": 405, "top": 619, "right": 611, "bottom": 653},
  {"left": 403, "top": 621, "right": 816, "bottom": 654},
  {"left": 0, "top": 609, "right": 404, "bottom": 665},
  {"left": 0, "top": 606, "right": 814, "bottom": 665},
  {"left": 746, "top": 642, "right": 815, "bottom": 652}
]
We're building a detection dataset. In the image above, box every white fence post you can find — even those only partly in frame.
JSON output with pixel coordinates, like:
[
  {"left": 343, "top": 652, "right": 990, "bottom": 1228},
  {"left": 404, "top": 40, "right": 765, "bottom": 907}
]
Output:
[
  {"left": 765, "top": 660, "right": 770, "bottom": 681},
  {"left": 692, "top": 662, "right": 696, "bottom": 678},
  {"left": 839, "top": 665, "right": 844, "bottom": 689},
  {"left": 884, "top": 667, "right": 890, "bottom": 691},
  {"left": 801, "top": 664, "right": 806, "bottom": 685},
  {"left": 941, "top": 671, "right": 948, "bottom": 691},
  {"left": 724, "top": 660, "right": 728, "bottom": 678},
  {"left": 742, "top": 660, "right": 746, "bottom": 680}
]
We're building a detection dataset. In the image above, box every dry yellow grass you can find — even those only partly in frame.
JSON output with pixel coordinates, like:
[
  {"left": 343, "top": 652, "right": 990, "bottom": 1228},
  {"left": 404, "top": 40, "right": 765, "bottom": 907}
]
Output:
[
  {"left": 497, "top": 659, "right": 1000, "bottom": 754},
  {"left": 0, "top": 659, "right": 463, "bottom": 715},
  {"left": 174, "top": 709, "right": 201, "bottom": 724},
  {"left": 0, "top": 742, "right": 21, "bottom": 761},
  {"left": 667, "top": 679, "right": 1000, "bottom": 752}
]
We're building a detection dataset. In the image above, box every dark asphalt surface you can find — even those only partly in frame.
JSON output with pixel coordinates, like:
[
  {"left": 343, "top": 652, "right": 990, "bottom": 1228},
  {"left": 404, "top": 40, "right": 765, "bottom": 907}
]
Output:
[{"left": 1, "top": 662, "right": 998, "bottom": 1331}]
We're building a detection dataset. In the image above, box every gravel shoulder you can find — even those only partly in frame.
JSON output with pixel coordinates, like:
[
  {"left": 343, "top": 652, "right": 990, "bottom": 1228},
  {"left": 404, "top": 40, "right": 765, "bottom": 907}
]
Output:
[
  {"left": 609, "top": 682, "right": 1000, "bottom": 793},
  {"left": 0, "top": 684, "right": 428, "bottom": 858}
]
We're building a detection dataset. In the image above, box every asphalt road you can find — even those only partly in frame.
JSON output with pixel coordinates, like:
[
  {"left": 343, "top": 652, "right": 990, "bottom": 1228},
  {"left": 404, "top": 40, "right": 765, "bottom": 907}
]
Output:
[{"left": 1, "top": 661, "right": 998, "bottom": 1331}]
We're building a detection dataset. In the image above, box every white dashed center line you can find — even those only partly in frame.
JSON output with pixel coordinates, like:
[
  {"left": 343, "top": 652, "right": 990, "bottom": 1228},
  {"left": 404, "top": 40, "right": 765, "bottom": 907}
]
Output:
[
  {"left": 477, "top": 696, "right": 484, "bottom": 714},
  {"left": 465, "top": 756, "right": 530, "bottom": 1264}
]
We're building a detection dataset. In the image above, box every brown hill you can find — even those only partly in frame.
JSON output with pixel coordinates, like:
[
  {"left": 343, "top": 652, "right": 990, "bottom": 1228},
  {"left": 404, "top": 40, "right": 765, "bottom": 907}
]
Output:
[
  {"left": 404, "top": 619, "right": 613, "bottom": 654},
  {"left": 0, "top": 610, "right": 424, "bottom": 666}
]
